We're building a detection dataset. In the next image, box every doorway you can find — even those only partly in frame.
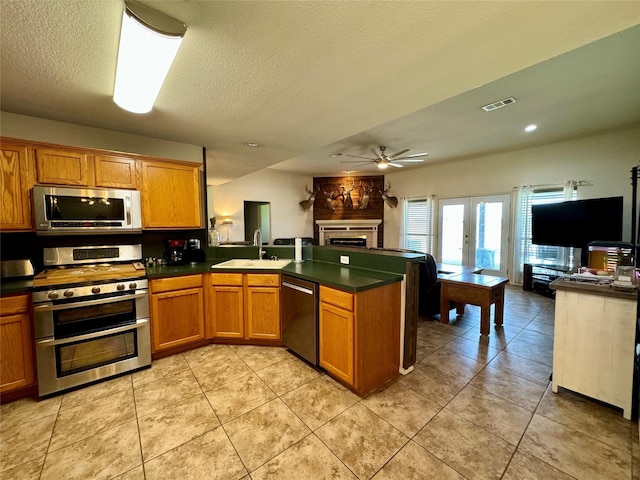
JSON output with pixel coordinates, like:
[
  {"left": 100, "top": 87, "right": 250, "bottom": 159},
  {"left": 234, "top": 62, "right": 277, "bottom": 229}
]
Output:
[
  {"left": 438, "top": 195, "right": 510, "bottom": 277},
  {"left": 244, "top": 201, "right": 271, "bottom": 244}
]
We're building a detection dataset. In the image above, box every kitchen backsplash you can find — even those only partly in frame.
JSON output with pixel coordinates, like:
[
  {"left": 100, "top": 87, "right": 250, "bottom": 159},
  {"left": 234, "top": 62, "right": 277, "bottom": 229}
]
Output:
[{"left": 0, "top": 229, "right": 207, "bottom": 273}]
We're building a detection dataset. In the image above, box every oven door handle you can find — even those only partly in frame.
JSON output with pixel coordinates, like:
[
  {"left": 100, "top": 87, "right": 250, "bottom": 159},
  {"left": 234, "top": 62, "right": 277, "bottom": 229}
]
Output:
[
  {"left": 36, "top": 318, "right": 149, "bottom": 347},
  {"left": 33, "top": 292, "right": 147, "bottom": 312}
]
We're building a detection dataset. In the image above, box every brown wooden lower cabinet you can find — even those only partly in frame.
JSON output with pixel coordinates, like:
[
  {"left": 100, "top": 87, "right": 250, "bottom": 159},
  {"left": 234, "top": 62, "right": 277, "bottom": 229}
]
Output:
[
  {"left": 319, "top": 282, "right": 401, "bottom": 396},
  {"left": 207, "top": 273, "right": 280, "bottom": 342},
  {"left": 149, "top": 275, "right": 205, "bottom": 354},
  {"left": 0, "top": 293, "right": 35, "bottom": 394}
]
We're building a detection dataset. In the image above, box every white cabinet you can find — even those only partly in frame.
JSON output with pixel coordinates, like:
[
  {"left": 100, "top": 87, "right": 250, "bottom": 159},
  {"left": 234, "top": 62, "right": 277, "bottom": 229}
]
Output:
[{"left": 552, "top": 284, "right": 636, "bottom": 419}]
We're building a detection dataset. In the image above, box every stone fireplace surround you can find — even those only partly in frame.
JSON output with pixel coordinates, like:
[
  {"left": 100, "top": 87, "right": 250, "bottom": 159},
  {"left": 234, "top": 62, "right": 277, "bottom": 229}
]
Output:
[{"left": 316, "top": 219, "right": 382, "bottom": 248}]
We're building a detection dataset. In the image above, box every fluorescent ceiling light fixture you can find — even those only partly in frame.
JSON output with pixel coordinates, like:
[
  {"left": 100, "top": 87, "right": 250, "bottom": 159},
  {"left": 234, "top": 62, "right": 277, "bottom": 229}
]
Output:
[
  {"left": 524, "top": 124, "right": 538, "bottom": 132},
  {"left": 114, "top": 0, "right": 186, "bottom": 114}
]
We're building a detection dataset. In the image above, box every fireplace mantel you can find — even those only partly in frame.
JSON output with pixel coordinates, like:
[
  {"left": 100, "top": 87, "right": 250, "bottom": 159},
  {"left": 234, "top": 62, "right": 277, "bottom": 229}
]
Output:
[{"left": 316, "top": 219, "right": 382, "bottom": 248}]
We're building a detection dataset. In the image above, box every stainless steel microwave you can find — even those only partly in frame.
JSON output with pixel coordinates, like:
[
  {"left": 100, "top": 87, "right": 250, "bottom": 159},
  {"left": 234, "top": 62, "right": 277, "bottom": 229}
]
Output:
[{"left": 33, "top": 185, "right": 142, "bottom": 235}]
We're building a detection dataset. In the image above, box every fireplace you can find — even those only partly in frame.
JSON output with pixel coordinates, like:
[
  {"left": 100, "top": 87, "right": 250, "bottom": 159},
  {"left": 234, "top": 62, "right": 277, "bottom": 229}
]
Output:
[
  {"left": 316, "top": 219, "right": 382, "bottom": 248},
  {"left": 329, "top": 237, "right": 367, "bottom": 247}
]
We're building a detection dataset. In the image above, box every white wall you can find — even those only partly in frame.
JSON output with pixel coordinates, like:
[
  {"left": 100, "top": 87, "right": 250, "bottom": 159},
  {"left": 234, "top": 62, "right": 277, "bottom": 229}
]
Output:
[
  {"left": 1, "top": 112, "right": 203, "bottom": 163},
  {"left": 384, "top": 126, "right": 640, "bottom": 249},
  {"left": 210, "top": 169, "right": 314, "bottom": 244}
]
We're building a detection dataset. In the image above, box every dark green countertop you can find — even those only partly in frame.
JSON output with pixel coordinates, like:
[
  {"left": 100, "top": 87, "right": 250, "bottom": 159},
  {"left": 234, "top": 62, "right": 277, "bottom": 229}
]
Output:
[
  {"left": 0, "top": 278, "right": 34, "bottom": 296},
  {"left": 146, "top": 258, "right": 403, "bottom": 292},
  {"left": 281, "top": 260, "right": 402, "bottom": 292},
  {"left": 145, "top": 262, "right": 213, "bottom": 279},
  {"left": 2, "top": 246, "right": 418, "bottom": 295}
]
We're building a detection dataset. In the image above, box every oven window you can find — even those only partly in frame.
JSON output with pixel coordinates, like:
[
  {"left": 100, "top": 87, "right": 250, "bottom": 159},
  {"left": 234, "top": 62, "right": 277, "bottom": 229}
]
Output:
[
  {"left": 54, "top": 298, "right": 136, "bottom": 338},
  {"left": 57, "top": 330, "right": 137, "bottom": 377},
  {"left": 46, "top": 194, "right": 125, "bottom": 221}
]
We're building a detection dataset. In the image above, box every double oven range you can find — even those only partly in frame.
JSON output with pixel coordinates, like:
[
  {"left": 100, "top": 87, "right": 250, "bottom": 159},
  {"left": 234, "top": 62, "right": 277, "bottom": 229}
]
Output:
[{"left": 32, "top": 244, "right": 151, "bottom": 397}]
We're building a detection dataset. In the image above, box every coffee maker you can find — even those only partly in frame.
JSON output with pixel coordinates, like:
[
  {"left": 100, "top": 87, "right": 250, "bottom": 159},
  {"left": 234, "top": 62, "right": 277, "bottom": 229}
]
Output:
[
  {"left": 163, "top": 239, "right": 186, "bottom": 265},
  {"left": 185, "top": 238, "right": 206, "bottom": 264}
]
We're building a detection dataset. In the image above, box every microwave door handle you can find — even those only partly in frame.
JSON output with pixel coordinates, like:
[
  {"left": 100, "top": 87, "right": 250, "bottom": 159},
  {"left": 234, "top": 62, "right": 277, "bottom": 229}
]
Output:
[
  {"left": 125, "top": 195, "right": 131, "bottom": 225},
  {"left": 33, "top": 292, "right": 147, "bottom": 312}
]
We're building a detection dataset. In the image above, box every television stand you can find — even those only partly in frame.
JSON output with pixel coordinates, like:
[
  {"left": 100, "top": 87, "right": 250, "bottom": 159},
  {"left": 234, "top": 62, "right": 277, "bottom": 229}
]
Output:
[{"left": 523, "top": 263, "right": 570, "bottom": 297}]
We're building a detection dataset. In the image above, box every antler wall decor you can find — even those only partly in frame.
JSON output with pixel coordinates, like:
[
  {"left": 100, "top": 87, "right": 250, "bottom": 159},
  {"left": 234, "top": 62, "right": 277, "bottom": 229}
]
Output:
[
  {"left": 340, "top": 179, "right": 355, "bottom": 209},
  {"left": 379, "top": 180, "right": 398, "bottom": 208},
  {"left": 322, "top": 185, "right": 340, "bottom": 212},
  {"left": 311, "top": 174, "right": 386, "bottom": 246},
  {"left": 299, "top": 185, "right": 320, "bottom": 211},
  {"left": 358, "top": 179, "right": 374, "bottom": 210}
]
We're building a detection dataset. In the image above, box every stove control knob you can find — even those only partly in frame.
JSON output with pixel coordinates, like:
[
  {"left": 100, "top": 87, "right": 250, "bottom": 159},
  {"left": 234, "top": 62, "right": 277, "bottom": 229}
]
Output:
[
  {"left": 129, "top": 282, "right": 137, "bottom": 290},
  {"left": 92, "top": 287, "right": 101, "bottom": 294},
  {"left": 48, "top": 292, "right": 59, "bottom": 300},
  {"left": 117, "top": 284, "right": 125, "bottom": 291},
  {"left": 63, "top": 290, "right": 74, "bottom": 298}
]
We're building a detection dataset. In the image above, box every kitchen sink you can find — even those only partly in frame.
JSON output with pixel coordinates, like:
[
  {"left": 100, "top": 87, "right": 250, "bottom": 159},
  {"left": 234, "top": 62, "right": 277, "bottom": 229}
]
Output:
[{"left": 211, "top": 259, "right": 292, "bottom": 269}]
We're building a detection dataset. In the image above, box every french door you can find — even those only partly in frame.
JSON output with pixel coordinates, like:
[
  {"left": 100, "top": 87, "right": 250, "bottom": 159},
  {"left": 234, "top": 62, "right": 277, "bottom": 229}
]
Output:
[{"left": 438, "top": 195, "right": 510, "bottom": 277}]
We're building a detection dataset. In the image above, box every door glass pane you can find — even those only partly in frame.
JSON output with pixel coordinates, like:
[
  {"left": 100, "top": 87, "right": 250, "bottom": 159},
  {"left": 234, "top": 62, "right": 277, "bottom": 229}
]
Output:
[
  {"left": 475, "top": 202, "right": 503, "bottom": 269},
  {"left": 441, "top": 204, "right": 465, "bottom": 265},
  {"left": 57, "top": 331, "right": 137, "bottom": 377}
]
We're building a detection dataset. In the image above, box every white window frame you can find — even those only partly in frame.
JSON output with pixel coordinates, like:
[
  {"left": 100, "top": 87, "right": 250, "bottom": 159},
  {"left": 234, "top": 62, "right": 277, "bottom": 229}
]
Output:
[
  {"left": 401, "top": 195, "right": 435, "bottom": 254},
  {"left": 512, "top": 182, "right": 577, "bottom": 284}
]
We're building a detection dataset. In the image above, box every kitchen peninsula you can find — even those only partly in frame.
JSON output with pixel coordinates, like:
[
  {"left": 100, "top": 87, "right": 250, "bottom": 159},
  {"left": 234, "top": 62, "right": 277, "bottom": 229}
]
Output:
[{"left": 140, "top": 245, "right": 420, "bottom": 396}]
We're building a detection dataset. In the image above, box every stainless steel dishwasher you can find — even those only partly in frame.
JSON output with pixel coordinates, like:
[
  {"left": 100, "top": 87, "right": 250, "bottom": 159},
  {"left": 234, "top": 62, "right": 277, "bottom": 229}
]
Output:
[{"left": 281, "top": 275, "right": 319, "bottom": 366}]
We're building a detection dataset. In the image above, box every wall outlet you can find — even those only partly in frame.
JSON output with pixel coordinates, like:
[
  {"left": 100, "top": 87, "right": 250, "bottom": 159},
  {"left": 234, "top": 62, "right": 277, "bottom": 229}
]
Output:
[{"left": 340, "top": 255, "right": 350, "bottom": 265}]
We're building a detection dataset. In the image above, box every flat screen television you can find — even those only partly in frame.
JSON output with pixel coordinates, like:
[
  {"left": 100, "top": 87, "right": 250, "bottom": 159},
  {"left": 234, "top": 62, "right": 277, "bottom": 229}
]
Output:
[{"left": 531, "top": 196, "right": 623, "bottom": 248}]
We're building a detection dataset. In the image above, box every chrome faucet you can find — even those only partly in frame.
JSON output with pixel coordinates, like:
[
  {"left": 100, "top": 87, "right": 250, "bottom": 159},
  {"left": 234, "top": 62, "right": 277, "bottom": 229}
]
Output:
[{"left": 253, "top": 229, "right": 266, "bottom": 259}]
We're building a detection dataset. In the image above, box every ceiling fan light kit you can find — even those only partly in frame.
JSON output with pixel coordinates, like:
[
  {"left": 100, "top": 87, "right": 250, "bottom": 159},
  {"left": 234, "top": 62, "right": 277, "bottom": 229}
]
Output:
[{"left": 340, "top": 145, "right": 428, "bottom": 169}]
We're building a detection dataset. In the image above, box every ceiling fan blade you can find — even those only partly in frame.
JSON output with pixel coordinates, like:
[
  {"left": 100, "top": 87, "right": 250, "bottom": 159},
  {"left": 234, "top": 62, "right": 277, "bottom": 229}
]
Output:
[
  {"left": 340, "top": 160, "right": 374, "bottom": 165},
  {"left": 388, "top": 162, "right": 404, "bottom": 168},
  {"left": 395, "top": 158, "right": 425, "bottom": 163},
  {"left": 372, "top": 148, "right": 384, "bottom": 160},
  {"left": 396, "top": 152, "right": 429, "bottom": 159},
  {"left": 341, "top": 154, "right": 375, "bottom": 160},
  {"left": 388, "top": 149, "right": 410, "bottom": 159}
]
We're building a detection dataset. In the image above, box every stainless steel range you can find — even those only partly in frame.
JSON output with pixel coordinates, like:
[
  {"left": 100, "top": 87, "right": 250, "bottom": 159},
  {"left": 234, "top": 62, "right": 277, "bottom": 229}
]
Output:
[{"left": 32, "top": 244, "right": 151, "bottom": 397}]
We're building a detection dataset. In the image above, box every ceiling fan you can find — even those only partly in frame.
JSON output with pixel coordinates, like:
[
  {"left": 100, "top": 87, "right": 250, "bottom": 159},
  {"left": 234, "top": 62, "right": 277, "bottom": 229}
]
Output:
[{"left": 339, "top": 145, "right": 428, "bottom": 169}]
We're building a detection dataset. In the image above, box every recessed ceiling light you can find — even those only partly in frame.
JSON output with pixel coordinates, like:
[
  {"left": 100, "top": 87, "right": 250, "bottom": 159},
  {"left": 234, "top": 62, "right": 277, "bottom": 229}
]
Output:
[
  {"left": 329, "top": 153, "right": 343, "bottom": 157},
  {"left": 244, "top": 142, "right": 260, "bottom": 147},
  {"left": 524, "top": 124, "right": 538, "bottom": 133}
]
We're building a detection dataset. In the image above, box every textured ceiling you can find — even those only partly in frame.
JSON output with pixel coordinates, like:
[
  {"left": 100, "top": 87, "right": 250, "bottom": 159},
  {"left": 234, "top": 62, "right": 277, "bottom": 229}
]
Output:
[{"left": 1, "top": 1, "right": 639, "bottom": 185}]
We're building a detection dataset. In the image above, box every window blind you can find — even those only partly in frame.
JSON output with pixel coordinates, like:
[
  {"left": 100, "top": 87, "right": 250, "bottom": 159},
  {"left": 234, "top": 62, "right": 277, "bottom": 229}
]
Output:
[
  {"left": 404, "top": 197, "right": 434, "bottom": 254},
  {"left": 524, "top": 188, "right": 576, "bottom": 266}
]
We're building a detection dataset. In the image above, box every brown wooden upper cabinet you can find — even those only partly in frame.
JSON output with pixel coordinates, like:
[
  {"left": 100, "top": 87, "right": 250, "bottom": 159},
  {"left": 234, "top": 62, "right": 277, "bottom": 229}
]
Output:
[
  {"left": 35, "top": 147, "right": 90, "bottom": 186},
  {"left": 0, "top": 137, "right": 203, "bottom": 230},
  {"left": 140, "top": 159, "right": 202, "bottom": 229},
  {"left": 94, "top": 154, "right": 138, "bottom": 189},
  {"left": 34, "top": 147, "right": 139, "bottom": 189},
  {"left": 0, "top": 140, "right": 33, "bottom": 231}
]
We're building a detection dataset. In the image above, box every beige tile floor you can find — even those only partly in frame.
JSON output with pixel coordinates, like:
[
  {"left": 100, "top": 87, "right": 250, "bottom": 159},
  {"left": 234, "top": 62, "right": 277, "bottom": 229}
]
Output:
[{"left": 1, "top": 286, "right": 639, "bottom": 479}]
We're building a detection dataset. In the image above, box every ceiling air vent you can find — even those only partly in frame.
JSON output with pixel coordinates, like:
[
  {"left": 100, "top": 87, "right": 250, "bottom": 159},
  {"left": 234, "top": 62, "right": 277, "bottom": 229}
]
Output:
[{"left": 481, "top": 97, "right": 516, "bottom": 112}]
